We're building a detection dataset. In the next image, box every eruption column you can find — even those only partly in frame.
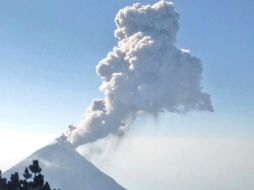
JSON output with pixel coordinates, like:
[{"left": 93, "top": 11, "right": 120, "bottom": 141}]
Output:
[{"left": 68, "top": 1, "right": 213, "bottom": 147}]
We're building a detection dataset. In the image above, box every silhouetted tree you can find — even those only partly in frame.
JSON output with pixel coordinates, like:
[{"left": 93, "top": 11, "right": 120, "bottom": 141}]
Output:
[
  {"left": 43, "top": 182, "right": 51, "bottom": 190},
  {"left": 23, "top": 167, "right": 31, "bottom": 180},
  {"left": 0, "top": 160, "right": 59, "bottom": 190},
  {"left": 33, "top": 173, "right": 44, "bottom": 189},
  {"left": 29, "top": 160, "right": 41, "bottom": 177},
  {"left": 8, "top": 172, "right": 19, "bottom": 190},
  {"left": 0, "top": 170, "right": 8, "bottom": 190}
]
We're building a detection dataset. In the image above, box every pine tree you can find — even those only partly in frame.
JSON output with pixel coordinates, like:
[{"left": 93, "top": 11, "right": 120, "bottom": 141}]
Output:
[
  {"left": 0, "top": 170, "right": 7, "bottom": 190},
  {"left": 0, "top": 170, "right": 6, "bottom": 189},
  {"left": 43, "top": 182, "right": 51, "bottom": 190},
  {"left": 0, "top": 160, "right": 59, "bottom": 190},
  {"left": 29, "top": 160, "right": 42, "bottom": 177},
  {"left": 8, "top": 172, "right": 19, "bottom": 189},
  {"left": 33, "top": 173, "right": 44, "bottom": 189},
  {"left": 23, "top": 167, "right": 32, "bottom": 180}
]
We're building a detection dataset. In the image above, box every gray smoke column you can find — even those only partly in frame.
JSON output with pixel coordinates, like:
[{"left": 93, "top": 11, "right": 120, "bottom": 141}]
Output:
[{"left": 68, "top": 0, "right": 213, "bottom": 147}]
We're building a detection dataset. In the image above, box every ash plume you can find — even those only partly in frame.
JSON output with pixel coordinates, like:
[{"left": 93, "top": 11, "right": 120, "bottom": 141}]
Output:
[{"left": 68, "top": 0, "right": 213, "bottom": 147}]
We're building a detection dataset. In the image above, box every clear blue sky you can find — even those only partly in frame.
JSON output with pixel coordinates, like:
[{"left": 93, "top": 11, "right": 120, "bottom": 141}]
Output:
[
  {"left": 1, "top": 1, "right": 254, "bottom": 189},
  {"left": 0, "top": 0, "right": 253, "bottom": 137}
]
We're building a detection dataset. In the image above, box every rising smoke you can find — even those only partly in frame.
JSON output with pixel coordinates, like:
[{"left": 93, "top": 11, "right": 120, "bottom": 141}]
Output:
[{"left": 68, "top": 0, "right": 213, "bottom": 147}]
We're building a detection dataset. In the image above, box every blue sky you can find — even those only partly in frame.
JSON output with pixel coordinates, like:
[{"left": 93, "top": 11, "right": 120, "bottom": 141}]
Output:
[
  {"left": 0, "top": 0, "right": 254, "bottom": 188},
  {"left": 0, "top": 0, "right": 253, "bottom": 136}
]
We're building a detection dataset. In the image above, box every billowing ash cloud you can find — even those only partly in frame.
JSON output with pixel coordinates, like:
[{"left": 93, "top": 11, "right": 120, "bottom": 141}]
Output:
[{"left": 68, "top": 0, "right": 213, "bottom": 147}]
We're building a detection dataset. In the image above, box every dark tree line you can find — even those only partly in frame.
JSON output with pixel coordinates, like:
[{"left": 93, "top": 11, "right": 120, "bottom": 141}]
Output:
[{"left": 0, "top": 160, "right": 59, "bottom": 190}]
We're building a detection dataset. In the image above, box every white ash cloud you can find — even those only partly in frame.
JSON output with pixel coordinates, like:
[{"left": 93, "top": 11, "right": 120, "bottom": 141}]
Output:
[{"left": 68, "top": 0, "right": 213, "bottom": 147}]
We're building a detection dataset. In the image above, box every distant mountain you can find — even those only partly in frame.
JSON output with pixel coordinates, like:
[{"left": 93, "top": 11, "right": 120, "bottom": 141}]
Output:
[{"left": 4, "top": 136, "right": 126, "bottom": 190}]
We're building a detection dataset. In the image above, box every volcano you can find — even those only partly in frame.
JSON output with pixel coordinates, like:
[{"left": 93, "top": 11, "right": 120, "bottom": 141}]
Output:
[{"left": 3, "top": 136, "right": 126, "bottom": 190}]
